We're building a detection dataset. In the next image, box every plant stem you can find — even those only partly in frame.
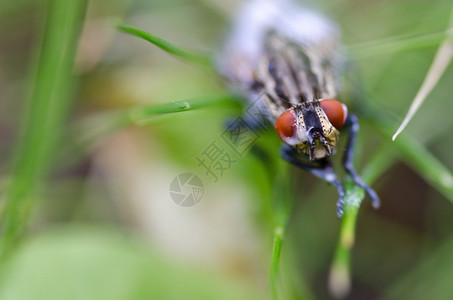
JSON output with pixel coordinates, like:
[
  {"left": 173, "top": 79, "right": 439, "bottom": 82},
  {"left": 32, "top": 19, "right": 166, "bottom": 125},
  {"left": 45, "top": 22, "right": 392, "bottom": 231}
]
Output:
[
  {"left": 328, "top": 144, "right": 395, "bottom": 298},
  {"left": 0, "top": 0, "right": 87, "bottom": 258},
  {"left": 328, "top": 181, "right": 363, "bottom": 299},
  {"left": 270, "top": 161, "right": 292, "bottom": 300}
]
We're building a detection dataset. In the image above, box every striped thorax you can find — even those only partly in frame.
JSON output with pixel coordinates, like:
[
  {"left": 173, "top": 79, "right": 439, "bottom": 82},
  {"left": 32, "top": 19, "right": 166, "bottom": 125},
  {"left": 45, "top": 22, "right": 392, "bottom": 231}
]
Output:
[{"left": 219, "top": 0, "right": 347, "bottom": 161}]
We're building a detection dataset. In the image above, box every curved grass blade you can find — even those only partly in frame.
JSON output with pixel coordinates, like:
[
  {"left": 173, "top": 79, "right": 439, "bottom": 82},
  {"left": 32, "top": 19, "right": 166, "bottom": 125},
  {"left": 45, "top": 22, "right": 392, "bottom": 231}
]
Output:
[
  {"left": 350, "top": 68, "right": 453, "bottom": 204},
  {"left": 392, "top": 8, "right": 453, "bottom": 140},
  {"left": 347, "top": 29, "right": 448, "bottom": 59},
  {"left": 359, "top": 93, "right": 453, "bottom": 202},
  {"left": 75, "top": 96, "right": 240, "bottom": 148},
  {"left": 380, "top": 122, "right": 453, "bottom": 202},
  {"left": 127, "top": 96, "right": 238, "bottom": 125},
  {"left": 0, "top": 0, "right": 87, "bottom": 258},
  {"left": 270, "top": 161, "right": 292, "bottom": 300},
  {"left": 325, "top": 93, "right": 453, "bottom": 293},
  {"left": 116, "top": 22, "right": 213, "bottom": 66}
]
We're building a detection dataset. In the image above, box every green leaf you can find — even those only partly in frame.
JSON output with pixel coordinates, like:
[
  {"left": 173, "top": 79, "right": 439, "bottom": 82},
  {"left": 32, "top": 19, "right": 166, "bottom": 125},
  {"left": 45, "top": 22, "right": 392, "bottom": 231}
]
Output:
[{"left": 116, "top": 22, "right": 213, "bottom": 66}]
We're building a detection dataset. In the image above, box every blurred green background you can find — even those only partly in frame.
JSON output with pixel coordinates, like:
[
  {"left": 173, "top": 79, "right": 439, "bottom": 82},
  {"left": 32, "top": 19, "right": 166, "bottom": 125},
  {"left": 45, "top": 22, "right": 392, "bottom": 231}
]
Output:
[{"left": 1, "top": 0, "right": 453, "bottom": 299}]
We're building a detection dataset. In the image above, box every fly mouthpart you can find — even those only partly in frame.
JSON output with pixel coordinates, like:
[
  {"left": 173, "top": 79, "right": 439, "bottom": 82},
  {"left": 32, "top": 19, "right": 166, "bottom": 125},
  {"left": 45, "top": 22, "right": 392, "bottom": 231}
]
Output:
[
  {"left": 307, "top": 129, "right": 320, "bottom": 161},
  {"left": 309, "top": 143, "right": 316, "bottom": 161},
  {"left": 319, "top": 135, "right": 332, "bottom": 155},
  {"left": 307, "top": 129, "right": 332, "bottom": 160}
]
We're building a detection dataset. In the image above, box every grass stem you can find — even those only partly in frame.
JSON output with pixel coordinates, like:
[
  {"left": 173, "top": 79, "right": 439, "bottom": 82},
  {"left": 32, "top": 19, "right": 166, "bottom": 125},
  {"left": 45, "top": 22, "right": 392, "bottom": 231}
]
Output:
[{"left": 0, "top": 0, "right": 87, "bottom": 258}]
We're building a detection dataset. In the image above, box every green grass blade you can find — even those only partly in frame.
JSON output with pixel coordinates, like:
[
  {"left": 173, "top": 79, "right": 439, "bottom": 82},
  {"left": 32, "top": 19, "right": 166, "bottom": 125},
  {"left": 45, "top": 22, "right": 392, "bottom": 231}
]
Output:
[
  {"left": 361, "top": 144, "right": 398, "bottom": 184},
  {"left": 0, "top": 0, "right": 87, "bottom": 258},
  {"left": 357, "top": 82, "right": 453, "bottom": 203},
  {"left": 326, "top": 88, "right": 453, "bottom": 297},
  {"left": 347, "top": 30, "right": 448, "bottom": 59},
  {"left": 328, "top": 145, "right": 395, "bottom": 298},
  {"left": 328, "top": 180, "right": 364, "bottom": 299},
  {"left": 269, "top": 161, "right": 294, "bottom": 300},
  {"left": 116, "top": 22, "right": 213, "bottom": 66},
  {"left": 271, "top": 228, "right": 284, "bottom": 300},
  {"left": 378, "top": 122, "right": 453, "bottom": 202},
  {"left": 127, "top": 97, "right": 238, "bottom": 125},
  {"left": 268, "top": 160, "right": 292, "bottom": 300},
  {"left": 74, "top": 96, "right": 239, "bottom": 148}
]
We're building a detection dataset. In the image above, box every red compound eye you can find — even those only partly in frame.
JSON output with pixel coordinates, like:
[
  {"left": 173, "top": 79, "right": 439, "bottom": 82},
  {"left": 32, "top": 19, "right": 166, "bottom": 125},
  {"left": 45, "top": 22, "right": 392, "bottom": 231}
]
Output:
[
  {"left": 320, "top": 99, "right": 348, "bottom": 130},
  {"left": 275, "top": 108, "right": 297, "bottom": 141}
]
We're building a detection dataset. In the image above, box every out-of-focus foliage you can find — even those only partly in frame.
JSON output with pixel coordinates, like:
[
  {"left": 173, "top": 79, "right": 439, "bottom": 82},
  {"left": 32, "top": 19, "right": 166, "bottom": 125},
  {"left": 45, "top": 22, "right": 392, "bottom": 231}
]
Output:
[
  {"left": 0, "top": 226, "right": 258, "bottom": 300},
  {"left": 1, "top": 0, "right": 453, "bottom": 299}
]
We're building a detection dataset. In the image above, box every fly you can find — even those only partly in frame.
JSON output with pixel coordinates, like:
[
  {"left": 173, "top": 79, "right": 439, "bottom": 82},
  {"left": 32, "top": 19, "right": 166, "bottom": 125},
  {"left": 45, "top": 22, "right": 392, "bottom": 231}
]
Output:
[{"left": 218, "top": 0, "right": 380, "bottom": 217}]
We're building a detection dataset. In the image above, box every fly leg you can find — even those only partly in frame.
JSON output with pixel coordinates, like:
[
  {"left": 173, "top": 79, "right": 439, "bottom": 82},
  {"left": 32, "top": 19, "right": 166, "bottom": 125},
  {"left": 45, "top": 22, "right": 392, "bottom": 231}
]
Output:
[
  {"left": 225, "top": 97, "right": 271, "bottom": 133},
  {"left": 343, "top": 114, "right": 380, "bottom": 208},
  {"left": 225, "top": 114, "right": 269, "bottom": 134},
  {"left": 224, "top": 99, "right": 274, "bottom": 171},
  {"left": 281, "top": 144, "right": 345, "bottom": 217}
]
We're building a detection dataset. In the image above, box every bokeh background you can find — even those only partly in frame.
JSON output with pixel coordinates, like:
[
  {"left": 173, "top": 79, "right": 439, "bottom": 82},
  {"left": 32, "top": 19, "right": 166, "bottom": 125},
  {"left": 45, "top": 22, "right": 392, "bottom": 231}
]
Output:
[{"left": 1, "top": 0, "right": 453, "bottom": 299}]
